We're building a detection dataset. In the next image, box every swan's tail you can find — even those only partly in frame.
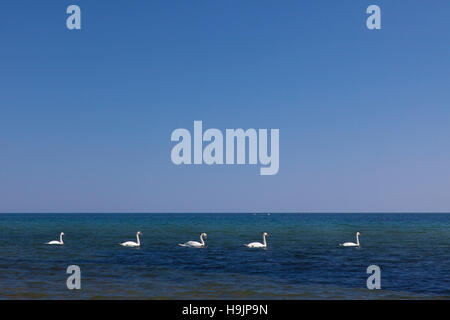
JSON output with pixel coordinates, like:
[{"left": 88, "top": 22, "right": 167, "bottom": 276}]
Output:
[{"left": 178, "top": 243, "right": 187, "bottom": 247}]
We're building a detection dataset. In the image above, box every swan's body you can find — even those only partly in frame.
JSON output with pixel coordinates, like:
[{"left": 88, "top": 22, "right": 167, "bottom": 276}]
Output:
[
  {"left": 179, "top": 233, "right": 207, "bottom": 248},
  {"left": 245, "top": 232, "right": 268, "bottom": 248},
  {"left": 340, "top": 232, "right": 361, "bottom": 247},
  {"left": 46, "top": 232, "right": 64, "bottom": 245},
  {"left": 120, "top": 231, "right": 142, "bottom": 247}
]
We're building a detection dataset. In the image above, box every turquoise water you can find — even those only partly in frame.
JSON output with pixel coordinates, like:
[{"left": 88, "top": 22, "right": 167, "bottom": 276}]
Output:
[{"left": 0, "top": 213, "right": 449, "bottom": 299}]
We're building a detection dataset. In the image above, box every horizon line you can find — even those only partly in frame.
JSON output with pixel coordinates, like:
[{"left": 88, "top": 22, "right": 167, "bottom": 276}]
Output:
[{"left": 1, "top": 211, "right": 449, "bottom": 214}]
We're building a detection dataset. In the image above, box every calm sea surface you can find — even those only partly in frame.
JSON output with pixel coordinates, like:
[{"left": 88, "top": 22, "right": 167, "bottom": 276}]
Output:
[{"left": 0, "top": 213, "right": 448, "bottom": 299}]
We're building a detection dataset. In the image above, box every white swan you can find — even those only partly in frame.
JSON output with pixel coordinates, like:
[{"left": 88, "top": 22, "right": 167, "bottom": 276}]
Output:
[
  {"left": 46, "top": 232, "right": 64, "bottom": 245},
  {"left": 179, "top": 233, "right": 207, "bottom": 248},
  {"left": 120, "top": 231, "right": 142, "bottom": 247},
  {"left": 245, "top": 232, "right": 269, "bottom": 248},
  {"left": 340, "top": 232, "right": 361, "bottom": 247}
]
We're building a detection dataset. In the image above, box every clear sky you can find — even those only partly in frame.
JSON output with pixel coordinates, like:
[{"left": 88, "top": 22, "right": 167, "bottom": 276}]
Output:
[{"left": 1, "top": 1, "right": 449, "bottom": 213}]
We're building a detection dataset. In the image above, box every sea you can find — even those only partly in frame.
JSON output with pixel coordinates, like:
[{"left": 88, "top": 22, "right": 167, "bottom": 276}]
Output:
[{"left": 0, "top": 213, "right": 448, "bottom": 299}]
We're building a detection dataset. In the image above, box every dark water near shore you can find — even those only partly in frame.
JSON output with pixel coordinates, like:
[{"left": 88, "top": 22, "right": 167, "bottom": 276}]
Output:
[{"left": 0, "top": 213, "right": 449, "bottom": 299}]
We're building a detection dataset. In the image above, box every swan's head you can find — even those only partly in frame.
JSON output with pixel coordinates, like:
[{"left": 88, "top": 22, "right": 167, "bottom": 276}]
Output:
[
  {"left": 263, "top": 232, "right": 269, "bottom": 236},
  {"left": 356, "top": 232, "right": 361, "bottom": 236},
  {"left": 61, "top": 232, "right": 65, "bottom": 236},
  {"left": 202, "top": 233, "right": 207, "bottom": 239},
  {"left": 137, "top": 231, "right": 142, "bottom": 235}
]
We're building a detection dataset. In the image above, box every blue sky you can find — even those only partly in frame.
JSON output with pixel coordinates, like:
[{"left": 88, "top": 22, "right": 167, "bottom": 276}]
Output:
[{"left": 1, "top": 1, "right": 449, "bottom": 213}]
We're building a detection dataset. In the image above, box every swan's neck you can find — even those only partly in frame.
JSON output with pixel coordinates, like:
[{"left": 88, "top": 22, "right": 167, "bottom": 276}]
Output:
[
  {"left": 60, "top": 233, "right": 64, "bottom": 244},
  {"left": 263, "top": 234, "right": 267, "bottom": 246},
  {"left": 356, "top": 234, "right": 359, "bottom": 245},
  {"left": 200, "top": 234, "right": 205, "bottom": 245},
  {"left": 136, "top": 233, "right": 140, "bottom": 245}
]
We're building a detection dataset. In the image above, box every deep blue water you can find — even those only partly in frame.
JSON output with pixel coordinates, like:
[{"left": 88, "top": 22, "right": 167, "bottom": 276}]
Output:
[{"left": 0, "top": 213, "right": 449, "bottom": 299}]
